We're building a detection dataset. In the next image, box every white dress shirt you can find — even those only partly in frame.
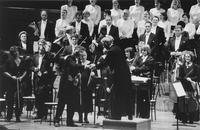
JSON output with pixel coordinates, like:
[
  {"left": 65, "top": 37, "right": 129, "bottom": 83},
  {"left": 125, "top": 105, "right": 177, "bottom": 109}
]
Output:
[
  {"left": 61, "top": 5, "right": 78, "bottom": 23},
  {"left": 189, "top": 4, "right": 200, "bottom": 24},
  {"left": 129, "top": 5, "right": 145, "bottom": 24},
  {"left": 142, "top": 55, "right": 148, "bottom": 63},
  {"left": 75, "top": 21, "right": 81, "bottom": 35},
  {"left": 117, "top": 18, "right": 134, "bottom": 38},
  {"left": 40, "top": 20, "right": 47, "bottom": 39},
  {"left": 145, "top": 32, "right": 151, "bottom": 45},
  {"left": 106, "top": 25, "right": 111, "bottom": 35},
  {"left": 175, "top": 35, "right": 182, "bottom": 51},
  {"left": 110, "top": 8, "right": 123, "bottom": 26},
  {"left": 84, "top": 4, "right": 101, "bottom": 25},
  {"left": 21, "top": 42, "right": 27, "bottom": 50}
]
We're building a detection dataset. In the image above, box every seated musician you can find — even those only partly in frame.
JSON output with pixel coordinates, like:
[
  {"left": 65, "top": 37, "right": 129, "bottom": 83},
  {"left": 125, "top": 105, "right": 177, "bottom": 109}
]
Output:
[
  {"left": 175, "top": 51, "right": 200, "bottom": 124},
  {"left": 31, "top": 44, "right": 54, "bottom": 119},
  {"left": 131, "top": 44, "right": 154, "bottom": 119},
  {"left": 125, "top": 47, "right": 135, "bottom": 68}
]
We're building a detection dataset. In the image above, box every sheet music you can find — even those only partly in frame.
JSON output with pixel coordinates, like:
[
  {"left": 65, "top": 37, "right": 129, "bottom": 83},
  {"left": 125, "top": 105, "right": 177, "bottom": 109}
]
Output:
[
  {"left": 173, "top": 82, "right": 186, "bottom": 97},
  {"left": 131, "top": 75, "right": 150, "bottom": 83}
]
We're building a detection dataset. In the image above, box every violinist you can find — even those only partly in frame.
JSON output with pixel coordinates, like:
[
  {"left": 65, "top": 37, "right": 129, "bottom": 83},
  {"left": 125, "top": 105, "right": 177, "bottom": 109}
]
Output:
[
  {"left": 175, "top": 51, "right": 200, "bottom": 124},
  {"left": 4, "top": 46, "right": 28, "bottom": 122},
  {"left": 54, "top": 35, "right": 91, "bottom": 127},
  {"left": 31, "top": 43, "right": 54, "bottom": 119},
  {"left": 78, "top": 49, "right": 93, "bottom": 123},
  {"left": 131, "top": 44, "right": 154, "bottom": 118}
]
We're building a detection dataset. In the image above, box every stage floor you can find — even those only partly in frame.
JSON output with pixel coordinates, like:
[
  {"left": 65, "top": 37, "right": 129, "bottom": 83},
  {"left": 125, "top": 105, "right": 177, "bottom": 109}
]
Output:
[{"left": 0, "top": 110, "right": 200, "bottom": 130}]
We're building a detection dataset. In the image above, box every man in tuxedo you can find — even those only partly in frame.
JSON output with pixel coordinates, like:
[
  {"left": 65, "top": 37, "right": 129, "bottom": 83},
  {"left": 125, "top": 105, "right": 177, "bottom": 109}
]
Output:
[
  {"left": 168, "top": 25, "right": 189, "bottom": 53},
  {"left": 98, "top": 15, "right": 119, "bottom": 44},
  {"left": 37, "top": 10, "right": 55, "bottom": 42},
  {"left": 71, "top": 11, "right": 90, "bottom": 49},
  {"left": 31, "top": 44, "right": 54, "bottom": 119}
]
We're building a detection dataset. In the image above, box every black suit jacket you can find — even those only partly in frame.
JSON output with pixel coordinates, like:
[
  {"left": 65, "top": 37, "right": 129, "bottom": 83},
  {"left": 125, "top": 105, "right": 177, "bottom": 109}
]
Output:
[
  {"left": 155, "top": 26, "right": 166, "bottom": 45},
  {"left": 99, "top": 25, "right": 119, "bottom": 43},
  {"left": 37, "top": 20, "right": 55, "bottom": 42},
  {"left": 168, "top": 35, "right": 188, "bottom": 52},
  {"left": 139, "top": 33, "right": 157, "bottom": 49}
]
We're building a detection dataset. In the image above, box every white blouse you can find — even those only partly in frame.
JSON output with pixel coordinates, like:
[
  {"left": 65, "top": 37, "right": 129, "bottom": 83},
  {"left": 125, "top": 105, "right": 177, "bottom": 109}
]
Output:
[
  {"left": 158, "top": 20, "right": 172, "bottom": 41},
  {"left": 167, "top": 8, "right": 184, "bottom": 26},
  {"left": 84, "top": 4, "right": 101, "bottom": 25},
  {"left": 110, "top": 8, "right": 123, "bottom": 26},
  {"left": 82, "top": 19, "right": 94, "bottom": 36},
  {"left": 184, "top": 22, "right": 196, "bottom": 39},
  {"left": 61, "top": 5, "right": 78, "bottom": 23},
  {"left": 189, "top": 4, "right": 200, "bottom": 24},
  {"left": 55, "top": 19, "right": 69, "bottom": 37},
  {"left": 137, "top": 20, "right": 146, "bottom": 37},
  {"left": 150, "top": 8, "right": 165, "bottom": 18},
  {"left": 129, "top": 5, "right": 145, "bottom": 25},
  {"left": 98, "top": 19, "right": 106, "bottom": 34},
  {"left": 117, "top": 18, "right": 135, "bottom": 38}
]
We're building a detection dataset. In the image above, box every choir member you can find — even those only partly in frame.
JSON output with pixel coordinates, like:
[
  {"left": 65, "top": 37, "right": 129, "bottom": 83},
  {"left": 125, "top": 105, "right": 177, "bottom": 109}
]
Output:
[
  {"left": 150, "top": 0, "right": 165, "bottom": 19},
  {"left": 17, "top": 31, "right": 33, "bottom": 55},
  {"left": 117, "top": 9, "right": 135, "bottom": 50},
  {"left": 82, "top": 11, "right": 94, "bottom": 37},
  {"left": 61, "top": 0, "right": 78, "bottom": 24},
  {"left": 84, "top": 0, "right": 101, "bottom": 26},
  {"left": 37, "top": 10, "right": 55, "bottom": 42},
  {"left": 4, "top": 46, "right": 28, "bottom": 122},
  {"left": 137, "top": 11, "right": 151, "bottom": 37},
  {"left": 129, "top": 0, "right": 145, "bottom": 26},
  {"left": 110, "top": 0, "right": 123, "bottom": 26},
  {"left": 167, "top": 0, "right": 184, "bottom": 26},
  {"left": 189, "top": 0, "right": 200, "bottom": 25},
  {"left": 98, "top": 10, "right": 111, "bottom": 34},
  {"left": 55, "top": 8, "right": 70, "bottom": 38},
  {"left": 158, "top": 12, "right": 172, "bottom": 41},
  {"left": 182, "top": 13, "right": 196, "bottom": 40}
]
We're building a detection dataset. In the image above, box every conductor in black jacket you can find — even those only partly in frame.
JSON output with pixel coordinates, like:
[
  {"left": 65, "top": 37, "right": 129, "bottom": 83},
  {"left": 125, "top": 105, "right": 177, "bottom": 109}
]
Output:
[{"left": 95, "top": 35, "right": 132, "bottom": 120}]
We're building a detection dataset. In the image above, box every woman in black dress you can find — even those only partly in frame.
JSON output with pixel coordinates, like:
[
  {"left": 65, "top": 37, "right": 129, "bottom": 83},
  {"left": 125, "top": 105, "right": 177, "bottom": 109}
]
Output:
[{"left": 3, "top": 46, "right": 28, "bottom": 122}]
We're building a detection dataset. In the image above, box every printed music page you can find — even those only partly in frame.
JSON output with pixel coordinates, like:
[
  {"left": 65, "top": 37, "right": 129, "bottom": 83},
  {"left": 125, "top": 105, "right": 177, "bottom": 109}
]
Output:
[{"left": 173, "top": 82, "right": 186, "bottom": 97}]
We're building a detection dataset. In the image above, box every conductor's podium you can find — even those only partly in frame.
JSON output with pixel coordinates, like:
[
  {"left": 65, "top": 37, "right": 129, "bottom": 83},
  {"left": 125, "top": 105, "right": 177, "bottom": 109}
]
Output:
[{"left": 103, "top": 118, "right": 151, "bottom": 130}]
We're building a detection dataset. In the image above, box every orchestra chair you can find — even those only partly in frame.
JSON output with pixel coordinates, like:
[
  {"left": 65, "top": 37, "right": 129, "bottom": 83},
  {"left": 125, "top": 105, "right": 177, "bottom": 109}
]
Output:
[
  {"left": 0, "top": 98, "right": 6, "bottom": 119},
  {"left": 23, "top": 96, "right": 36, "bottom": 118},
  {"left": 150, "top": 63, "right": 163, "bottom": 121},
  {"left": 42, "top": 87, "right": 58, "bottom": 125}
]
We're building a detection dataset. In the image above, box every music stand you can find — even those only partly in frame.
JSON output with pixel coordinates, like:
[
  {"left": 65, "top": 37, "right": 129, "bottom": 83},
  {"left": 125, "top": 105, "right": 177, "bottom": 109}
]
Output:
[{"left": 172, "top": 82, "right": 196, "bottom": 130}]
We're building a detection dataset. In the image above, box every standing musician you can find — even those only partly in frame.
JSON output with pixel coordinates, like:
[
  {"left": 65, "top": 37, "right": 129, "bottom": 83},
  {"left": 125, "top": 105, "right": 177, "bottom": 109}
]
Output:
[
  {"left": 78, "top": 49, "right": 93, "bottom": 123},
  {"left": 92, "top": 35, "right": 133, "bottom": 120},
  {"left": 131, "top": 44, "right": 154, "bottom": 118},
  {"left": 30, "top": 43, "right": 54, "bottom": 119},
  {"left": 3, "top": 46, "right": 28, "bottom": 122},
  {"left": 175, "top": 51, "right": 200, "bottom": 124},
  {"left": 54, "top": 34, "right": 91, "bottom": 127}
]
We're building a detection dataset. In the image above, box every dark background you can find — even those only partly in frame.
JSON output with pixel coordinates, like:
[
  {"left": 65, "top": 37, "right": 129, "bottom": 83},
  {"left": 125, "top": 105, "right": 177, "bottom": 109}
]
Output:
[{"left": 0, "top": 0, "right": 197, "bottom": 50}]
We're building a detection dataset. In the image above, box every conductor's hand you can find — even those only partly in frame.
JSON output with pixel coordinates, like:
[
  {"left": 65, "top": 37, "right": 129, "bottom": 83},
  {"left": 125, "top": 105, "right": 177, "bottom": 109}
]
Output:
[{"left": 106, "top": 87, "right": 111, "bottom": 93}]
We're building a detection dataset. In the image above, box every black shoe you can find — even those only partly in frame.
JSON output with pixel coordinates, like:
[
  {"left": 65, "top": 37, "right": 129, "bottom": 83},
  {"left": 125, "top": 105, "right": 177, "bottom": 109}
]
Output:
[
  {"left": 16, "top": 118, "right": 21, "bottom": 122},
  {"left": 6, "top": 118, "right": 11, "bottom": 122},
  {"left": 84, "top": 118, "right": 89, "bottom": 123},
  {"left": 54, "top": 122, "right": 60, "bottom": 127},
  {"left": 128, "top": 115, "right": 133, "bottom": 120},
  {"left": 189, "top": 120, "right": 193, "bottom": 124},
  {"left": 67, "top": 122, "right": 77, "bottom": 127}
]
